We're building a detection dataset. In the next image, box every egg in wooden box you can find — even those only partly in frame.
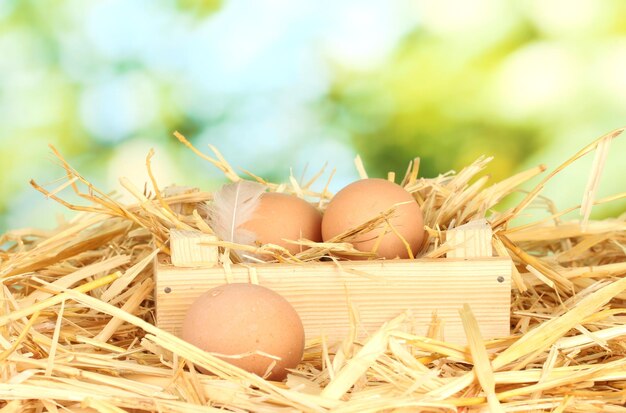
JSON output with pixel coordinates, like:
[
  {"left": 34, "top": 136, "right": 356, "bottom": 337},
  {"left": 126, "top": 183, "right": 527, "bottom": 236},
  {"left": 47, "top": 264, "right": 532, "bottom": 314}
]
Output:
[
  {"left": 242, "top": 192, "right": 322, "bottom": 255},
  {"left": 322, "top": 178, "right": 425, "bottom": 259},
  {"left": 208, "top": 181, "right": 322, "bottom": 258}
]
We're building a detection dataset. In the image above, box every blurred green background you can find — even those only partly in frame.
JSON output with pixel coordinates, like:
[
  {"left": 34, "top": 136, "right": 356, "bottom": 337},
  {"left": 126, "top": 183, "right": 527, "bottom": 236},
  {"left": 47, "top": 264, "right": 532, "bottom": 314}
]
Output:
[{"left": 1, "top": 0, "right": 625, "bottom": 233}]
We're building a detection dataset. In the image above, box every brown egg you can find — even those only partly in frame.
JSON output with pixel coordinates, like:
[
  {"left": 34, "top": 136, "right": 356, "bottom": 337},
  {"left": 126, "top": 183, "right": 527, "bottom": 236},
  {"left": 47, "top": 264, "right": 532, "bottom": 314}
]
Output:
[
  {"left": 181, "top": 283, "right": 305, "bottom": 381},
  {"left": 242, "top": 192, "right": 322, "bottom": 255},
  {"left": 322, "top": 178, "right": 424, "bottom": 259}
]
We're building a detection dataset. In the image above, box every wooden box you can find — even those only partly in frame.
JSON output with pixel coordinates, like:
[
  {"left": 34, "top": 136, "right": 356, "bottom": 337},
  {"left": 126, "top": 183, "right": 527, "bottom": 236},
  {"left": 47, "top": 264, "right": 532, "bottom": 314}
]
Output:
[{"left": 154, "top": 225, "right": 512, "bottom": 344}]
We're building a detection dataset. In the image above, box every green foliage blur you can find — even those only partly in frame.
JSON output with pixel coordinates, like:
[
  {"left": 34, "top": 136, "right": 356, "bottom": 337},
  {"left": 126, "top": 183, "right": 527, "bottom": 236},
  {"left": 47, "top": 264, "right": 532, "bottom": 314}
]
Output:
[
  {"left": 1, "top": 0, "right": 625, "bottom": 234},
  {"left": 326, "top": 1, "right": 626, "bottom": 184}
]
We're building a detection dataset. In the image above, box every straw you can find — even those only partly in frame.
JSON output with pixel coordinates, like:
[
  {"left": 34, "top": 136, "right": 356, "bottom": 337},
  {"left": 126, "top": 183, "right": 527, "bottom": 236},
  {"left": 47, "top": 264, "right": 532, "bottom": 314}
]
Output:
[{"left": 0, "top": 128, "right": 624, "bottom": 412}]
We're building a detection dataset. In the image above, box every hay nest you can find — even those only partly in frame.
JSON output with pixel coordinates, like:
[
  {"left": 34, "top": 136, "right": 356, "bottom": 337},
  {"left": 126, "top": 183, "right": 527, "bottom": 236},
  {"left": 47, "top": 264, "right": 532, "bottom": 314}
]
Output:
[{"left": 1, "top": 129, "right": 625, "bottom": 412}]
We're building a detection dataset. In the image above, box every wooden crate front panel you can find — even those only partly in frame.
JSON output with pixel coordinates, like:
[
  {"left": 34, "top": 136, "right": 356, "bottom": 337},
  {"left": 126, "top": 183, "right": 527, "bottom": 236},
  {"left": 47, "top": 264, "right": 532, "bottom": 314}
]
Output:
[{"left": 154, "top": 257, "right": 512, "bottom": 345}]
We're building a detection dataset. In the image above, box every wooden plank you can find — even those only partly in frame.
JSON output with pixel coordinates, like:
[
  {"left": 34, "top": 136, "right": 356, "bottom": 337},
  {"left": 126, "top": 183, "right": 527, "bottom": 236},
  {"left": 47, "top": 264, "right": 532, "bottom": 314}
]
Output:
[
  {"left": 170, "top": 229, "right": 218, "bottom": 268},
  {"left": 154, "top": 257, "right": 511, "bottom": 345},
  {"left": 446, "top": 220, "right": 493, "bottom": 258}
]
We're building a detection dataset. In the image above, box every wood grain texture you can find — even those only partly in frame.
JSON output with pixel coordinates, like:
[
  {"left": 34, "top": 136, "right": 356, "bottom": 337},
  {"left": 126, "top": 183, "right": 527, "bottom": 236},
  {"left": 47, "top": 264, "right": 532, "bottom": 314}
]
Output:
[
  {"left": 155, "top": 257, "right": 512, "bottom": 345},
  {"left": 170, "top": 229, "right": 218, "bottom": 267},
  {"left": 446, "top": 222, "right": 493, "bottom": 258}
]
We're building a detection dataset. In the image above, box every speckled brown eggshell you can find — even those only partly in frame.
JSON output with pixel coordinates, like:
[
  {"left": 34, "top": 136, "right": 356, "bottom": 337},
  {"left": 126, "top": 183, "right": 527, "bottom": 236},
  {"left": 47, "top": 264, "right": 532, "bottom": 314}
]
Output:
[
  {"left": 321, "top": 178, "right": 424, "bottom": 259},
  {"left": 241, "top": 192, "right": 322, "bottom": 255},
  {"left": 181, "top": 283, "right": 305, "bottom": 381}
]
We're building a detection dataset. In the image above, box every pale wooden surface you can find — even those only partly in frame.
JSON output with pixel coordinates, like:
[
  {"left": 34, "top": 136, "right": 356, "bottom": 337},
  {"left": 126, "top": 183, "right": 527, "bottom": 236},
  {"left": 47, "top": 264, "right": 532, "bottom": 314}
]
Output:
[
  {"left": 446, "top": 221, "right": 493, "bottom": 258},
  {"left": 170, "top": 229, "right": 218, "bottom": 268},
  {"left": 155, "top": 257, "right": 512, "bottom": 345}
]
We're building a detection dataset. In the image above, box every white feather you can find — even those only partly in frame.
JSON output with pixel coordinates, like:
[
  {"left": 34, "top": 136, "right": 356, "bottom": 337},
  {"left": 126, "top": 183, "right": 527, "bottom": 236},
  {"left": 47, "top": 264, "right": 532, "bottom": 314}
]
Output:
[{"left": 209, "top": 180, "right": 266, "bottom": 246}]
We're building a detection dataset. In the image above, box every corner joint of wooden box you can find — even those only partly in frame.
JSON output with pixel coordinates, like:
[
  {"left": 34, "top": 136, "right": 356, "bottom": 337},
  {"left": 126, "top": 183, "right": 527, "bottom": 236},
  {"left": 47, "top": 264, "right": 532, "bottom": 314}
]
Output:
[
  {"left": 445, "top": 219, "right": 493, "bottom": 259},
  {"left": 170, "top": 229, "right": 219, "bottom": 267}
]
